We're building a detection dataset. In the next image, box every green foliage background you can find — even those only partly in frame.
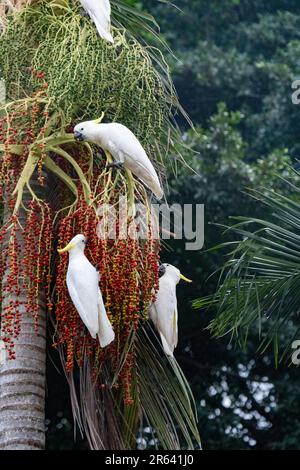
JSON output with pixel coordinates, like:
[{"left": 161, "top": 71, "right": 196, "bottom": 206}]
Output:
[{"left": 137, "top": 0, "right": 300, "bottom": 450}]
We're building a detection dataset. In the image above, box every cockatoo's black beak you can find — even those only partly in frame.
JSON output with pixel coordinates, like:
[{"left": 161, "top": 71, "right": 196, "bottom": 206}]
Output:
[{"left": 74, "top": 131, "right": 85, "bottom": 141}]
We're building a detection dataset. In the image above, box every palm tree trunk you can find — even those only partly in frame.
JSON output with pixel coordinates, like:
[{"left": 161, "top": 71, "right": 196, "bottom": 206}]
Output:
[{"left": 0, "top": 188, "right": 46, "bottom": 450}]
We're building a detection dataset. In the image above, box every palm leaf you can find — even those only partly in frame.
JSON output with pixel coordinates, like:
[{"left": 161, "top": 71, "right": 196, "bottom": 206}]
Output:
[
  {"left": 194, "top": 175, "right": 300, "bottom": 362},
  {"left": 136, "top": 325, "right": 201, "bottom": 450},
  {"left": 56, "top": 323, "right": 201, "bottom": 450}
]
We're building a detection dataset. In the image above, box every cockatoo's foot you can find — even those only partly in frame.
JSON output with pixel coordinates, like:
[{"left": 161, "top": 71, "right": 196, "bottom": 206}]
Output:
[{"left": 106, "top": 161, "right": 124, "bottom": 170}]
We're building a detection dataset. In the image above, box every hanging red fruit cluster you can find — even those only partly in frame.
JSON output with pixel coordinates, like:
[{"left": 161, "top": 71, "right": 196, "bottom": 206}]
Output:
[
  {"left": 54, "top": 168, "right": 160, "bottom": 405},
  {"left": 0, "top": 201, "right": 53, "bottom": 359},
  {"left": 0, "top": 70, "right": 161, "bottom": 406},
  {"left": 0, "top": 72, "right": 53, "bottom": 358}
]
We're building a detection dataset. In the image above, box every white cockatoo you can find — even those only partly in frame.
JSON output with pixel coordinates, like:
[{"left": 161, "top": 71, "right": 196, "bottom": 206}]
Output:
[
  {"left": 79, "top": 0, "right": 114, "bottom": 43},
  {"left": 0, "top": 340, "right": 7, "bottom": 366},
  {"left": 74, "top": 118, "right": 164, "bottom": 200},
  {"left": 149, "top": 263, "right": 192, "bottom": 357},
  {"left": 58, "top": 234, "right": 115, "bottom": 347}
]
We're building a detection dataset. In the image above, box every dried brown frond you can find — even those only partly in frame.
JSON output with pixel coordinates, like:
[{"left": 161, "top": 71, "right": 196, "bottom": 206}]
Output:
[{"left": 0, "top": 0, "right": 39, "bottom": 30}]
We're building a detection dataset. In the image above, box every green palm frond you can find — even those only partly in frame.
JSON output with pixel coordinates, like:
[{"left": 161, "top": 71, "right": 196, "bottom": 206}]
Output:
[
  {"left": 194, "top": 174, "right": 300, "bottom": 363},
  {"left": 136, "top": 325, "right": 201, "bottom": 450},
  {"left": 61, "top": 324, "right": 201, "bottom": 450},
  {"left": 111, "top": 0, "right": 192, "bottom": 168}
]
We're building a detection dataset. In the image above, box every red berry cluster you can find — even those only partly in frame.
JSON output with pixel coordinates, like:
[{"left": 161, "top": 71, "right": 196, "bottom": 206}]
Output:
[
  {"left": 23, "top": 200, "right": 53, "bottom": 329},
  {"left": 0, "top": 72, "right": 54, "bottom": 357},
  {"left": 0, "top": 202, "right": 53, "bottom": 357},
  {"left": 0, "top": 217, "right": 21, "bottom": 359},
  {"left": 0, "top": 70, "right": 50, "bottom": 196},
  {"left": 53, "top": 163, "right": 161, "bottom": 405},
  {"left": 0, "top": 69, "right": 161, "bottom": 407}
]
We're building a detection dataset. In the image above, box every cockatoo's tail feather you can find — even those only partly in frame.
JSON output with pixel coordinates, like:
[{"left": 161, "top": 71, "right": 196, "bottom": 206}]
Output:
[
  {"left": 98, "top": 329, "right": 115, "bottom": 348},
  {"left": 80, "top": 0, "right": 114, "bottom": 43},
  {"left": 98, "top": 310, "right": 115, "bottom": 347},
  {"left": 160, "top": 334, "right": 174, "bottom": 357},
  {"left": 152, "top": 183, "right": 163, "bottom": 200},
  {"left": 97, "top": 289, "right": 115, "bottom": 347},
  {"left": 93, "top": 17, "right": 114, "bottom": 43},
  {"left": 136, "top": 168, "right": 164, "bottom": 200}
]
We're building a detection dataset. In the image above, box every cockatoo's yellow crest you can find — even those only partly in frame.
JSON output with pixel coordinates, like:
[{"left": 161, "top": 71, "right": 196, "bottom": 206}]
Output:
[
  {"left": 93, "top": 112, "right": 105, "bottom": 124},
  {"left": 179, "top": 274, "right": 192, "bottom": 283}
]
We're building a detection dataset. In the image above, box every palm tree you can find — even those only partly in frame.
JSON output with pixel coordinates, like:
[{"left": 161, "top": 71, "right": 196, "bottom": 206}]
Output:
[
  {"left": 0, "top": 1, "right": 200, "bottom": 450},
  {"left": 194, "top": 168, "right": 300, "bottom": 365},
  {"left": 0, "top": 181, "right": 47, "bottom": 450}
]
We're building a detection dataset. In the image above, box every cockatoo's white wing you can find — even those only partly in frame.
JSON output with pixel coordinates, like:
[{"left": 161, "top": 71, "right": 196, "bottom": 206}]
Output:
[
  {"left": 66, "top": 261, "right": 99, "bottom": 338},
  {"left": 80, "top": 0, "right": 114, "bottom": 43},
  {"left": 101, "top": 0, "right": 112, "bottom": 22},
  {"left": 149, "top": 279, "right": 178, "bottom": 356},
  {"left": 97, "top": 287, "right": 115, "bottom": 347},
  {"left": 67, "top": 255, "right": 114, "bottom": 347},
  {"left": 104, "top": 124, "right": 163, "bottom": 199}
]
